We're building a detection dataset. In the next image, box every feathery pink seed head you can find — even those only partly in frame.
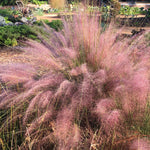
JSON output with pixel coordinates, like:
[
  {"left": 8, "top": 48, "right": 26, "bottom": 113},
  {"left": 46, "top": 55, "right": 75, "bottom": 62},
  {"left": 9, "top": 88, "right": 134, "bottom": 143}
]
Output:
[
  {"left": 102, "top": 109, "right": 122, "bottom": 132},
  {"left": 95, "top": 98, "right": 115, "bottom": 116},
  {"left": 130, "top": 138, "right": 150, "bottom": 150}
]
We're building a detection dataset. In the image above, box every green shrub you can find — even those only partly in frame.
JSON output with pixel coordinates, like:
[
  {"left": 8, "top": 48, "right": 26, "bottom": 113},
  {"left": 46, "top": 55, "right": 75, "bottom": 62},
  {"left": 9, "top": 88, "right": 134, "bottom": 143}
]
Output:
[
  {"left": 0, "top": 9, "right": 21, "bottom": 17},
  {"left": 0, "top": 0, "right": 16, "bottom": 6},
  {"left": 28, "top": 34, "right": 37, "bottom": 40},
  {"left": 30, "top": 0, "right": 40, "bottom": 5},
  {"left": 46, "top": 20, "right": 63, "bottom": 31},
  {"left": 0, "top": 9, "right": 12, "bottom": 16},
  {"left": 3, "top": 38, "right": 17, "bottom": 46},
  {"left": 0, "top": 25, "right": 37, "bottom": 46},
  {"left": 110, "top": 0, "right": 121, "bottom": 17},
  {"left": 33, "top": 20, "right": 43, "bottom": 26},
  {"left": 34, "top": 20, "right": 63, "bottom": 31},
  {"left": 119, "top": 6, "right": 141, "bottom": 16},
  {"left": 33, "top": 8, "right": 44, "bottom": 16},
  {"left": 11, "top": 38, "right": 18, "bottom": 46},
  {"left": 4, "top": 38, "right": 12, "bottom": 46},
  {"left": 4, "top": 17, "right": 11, "bottom": 23},
  {"left": 0, "top": 9, "right": 22, "bottom": 23}
]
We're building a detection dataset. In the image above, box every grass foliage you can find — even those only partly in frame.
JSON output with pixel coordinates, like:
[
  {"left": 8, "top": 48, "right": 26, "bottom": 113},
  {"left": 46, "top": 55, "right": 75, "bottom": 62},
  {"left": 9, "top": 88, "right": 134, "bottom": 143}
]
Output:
[{"left": 0, "top": 12, "right": 150, "bottom": 149}]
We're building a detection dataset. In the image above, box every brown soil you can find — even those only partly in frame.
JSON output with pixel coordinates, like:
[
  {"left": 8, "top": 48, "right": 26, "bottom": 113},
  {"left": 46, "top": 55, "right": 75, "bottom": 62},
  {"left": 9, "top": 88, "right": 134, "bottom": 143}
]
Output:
[
  {"left": 119, "top": 27, "right": 150, "bottom": 35},
  {"left": 0, "top": 48, "right": 34, "bottom": 64},
  {"left": 36, "top": 14, "right": 61, "bottom": 22}
]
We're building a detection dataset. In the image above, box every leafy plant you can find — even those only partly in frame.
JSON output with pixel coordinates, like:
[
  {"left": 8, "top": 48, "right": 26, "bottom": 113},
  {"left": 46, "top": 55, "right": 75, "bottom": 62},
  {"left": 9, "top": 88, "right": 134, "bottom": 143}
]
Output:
[
  {"left": 30, "top": 0, "right": 41, "bottom": 5},
  {"left": 33, "top": 8, "right": 44, "bottom": 16},
  {"left": 0, "top": 25, "right": 37, "bottom": 46},
  {"left": 46, "top": 20, "right": 63, "bottom": 31},
  {"left": 145, "top": 8, "right": 150, "bottom": 18},
  {"left": 0, "top": 0, "right": 16, "bottom": 6},
  {"left": 0, "top": 9, "right": 22, "bottom": 23},
  {"left": 0, "top": 9, "right": 12, "bottom": 16},
  {"left": 34, "top": 19, "right": 63, "bottom": 31},
  {"left": 119, "top": 6, "right": 142, "bottom": 16},
  {"left": 110, "top": 0, "right": 121, "bottom": 17},
  {"left": 0, "top": 9, "right": 21, "bottom": 17},
  {"left": 47, "top": 8, "right": 59, "bottom": 13},
  {"left": 100, "top": 5, "right": 111, "bottom": 21},
  {"left": 4, "top": 17, "right": 11, "bottom": 23},
  {"left": 29, "top": 0, "right": 48, "bottom": 5}
]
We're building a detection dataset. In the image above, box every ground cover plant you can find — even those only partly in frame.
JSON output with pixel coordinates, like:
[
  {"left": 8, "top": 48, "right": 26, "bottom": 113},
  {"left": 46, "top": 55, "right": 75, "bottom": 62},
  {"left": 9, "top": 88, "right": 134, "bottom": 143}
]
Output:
[
  {"left": 0, "top": 25, "right": 37, "bottom": 46},
  {"left": 0, "top": 8, "right": 22, "bottom": 22},
  {"left": 0, "top": 9, "right": 16, "bottom": 17},
  {"left": 34, "top": 19, "right": 63, "bottom": 31},
  {"left": 119, "top": 6, "right": 142, "bottom": 16},
  {"left": 0, "top": 8, "right": 63, "bottom": 47},
  {"left": 0, "top": 11, "right": 150, "bottom": 150},
  {"left": 119, "top": 6, "right": 150, "bottom": 17},
  {"left": 0, "top": 0, "right": 16, "bottom": 6}
]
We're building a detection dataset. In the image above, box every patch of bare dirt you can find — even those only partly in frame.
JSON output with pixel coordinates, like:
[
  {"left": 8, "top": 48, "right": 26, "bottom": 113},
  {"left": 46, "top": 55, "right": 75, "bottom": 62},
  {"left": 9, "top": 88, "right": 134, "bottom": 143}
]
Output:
[
  {"left": 0, "top": 48, "right": 34, "bottom": 64},
  {"left": 36, "top": 14, "right": 61, "bottom": 22},
  {"left": 120, "top": 27, "right": 150, "bottom": 35}
]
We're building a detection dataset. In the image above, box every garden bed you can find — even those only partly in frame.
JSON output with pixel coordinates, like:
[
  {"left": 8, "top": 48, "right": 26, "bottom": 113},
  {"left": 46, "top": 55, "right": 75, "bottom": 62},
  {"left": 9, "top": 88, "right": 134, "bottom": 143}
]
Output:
[
  {"left": 116, "top": 15, "right": 150, "bottom": 27},
  {"left": 0, "top": 2, "right": 150, "bottom": 149}
]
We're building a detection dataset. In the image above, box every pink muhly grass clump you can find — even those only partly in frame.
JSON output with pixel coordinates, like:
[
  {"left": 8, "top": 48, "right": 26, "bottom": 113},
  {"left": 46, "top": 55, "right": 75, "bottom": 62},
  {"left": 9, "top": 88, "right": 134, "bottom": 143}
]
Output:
[
  {"left": 0, "top": 12, "right": 149, "bottom": 149},
  {"left": 24, "top": 40, "right": 62, "bottom": 70},
  {"left": 55, "top": 108, "right": 80, "bottom": 150},
  {"left": 38, "top": 91, "right": 53, "bottom": 109},
  {"left": 78, "top": 73, "right": 95, "bottom": 107},
  {"left": 114, "top": 67, "right": 149, "bottom": 114},
  {"left": 0, "top": 91, "right": 18, "bottom": 108},
  {"left": 130, "top": 138, "right": 150, "bottom": 150},
  {"left": 26, "top": 110, "right": 52, "bottom": 135},
  {"left": 128, "top": 68, "right": 149, "bottom": 105},
  {"left": 54, "top": 80, "right": 76, "bottom": 104},
  {"left": 23, "top": 91, "right": 53, "bottom": 123},
  {"left": 102, "top": 109, "right": 122, "bottom": 133},
  {"left": 0, "top": 63, "right": 36, "bottom": 84},
  {"left": 70, "top": 66, "right": 83, "bottom": 76},
  {"left": 95, "top": 98, "right": 115, "bottom": 116}
]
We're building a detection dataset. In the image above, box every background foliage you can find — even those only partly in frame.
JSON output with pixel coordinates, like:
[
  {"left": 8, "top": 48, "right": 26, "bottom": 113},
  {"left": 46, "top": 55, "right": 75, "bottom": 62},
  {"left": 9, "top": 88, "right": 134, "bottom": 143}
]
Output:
[
  {"left": 0, "top": 25, "right": 37, "bottom": 46},
  {"left": 0, "top": 0, "right": 16, "bottom": 6}
]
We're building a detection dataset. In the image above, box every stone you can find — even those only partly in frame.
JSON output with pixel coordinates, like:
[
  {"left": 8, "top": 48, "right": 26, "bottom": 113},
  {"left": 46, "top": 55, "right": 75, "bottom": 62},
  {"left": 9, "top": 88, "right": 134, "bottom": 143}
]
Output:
[
  {"left": 20, "top": 17, "right": 28, "bottom": 23},
  {"left": 0, "top": 16, "right": 6, "bottom": 26},
  {"left": 7, "top": 22, "right": 14, "bottom": 26},
  {"left": 0, "top": 16, "right": 5, "bottom": 21},
  {"left": 30, "top": 17, "right": 37, "bottom": 24},
  {"left": 15, "top": 22, "right": 24, "bottom": 25}
]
